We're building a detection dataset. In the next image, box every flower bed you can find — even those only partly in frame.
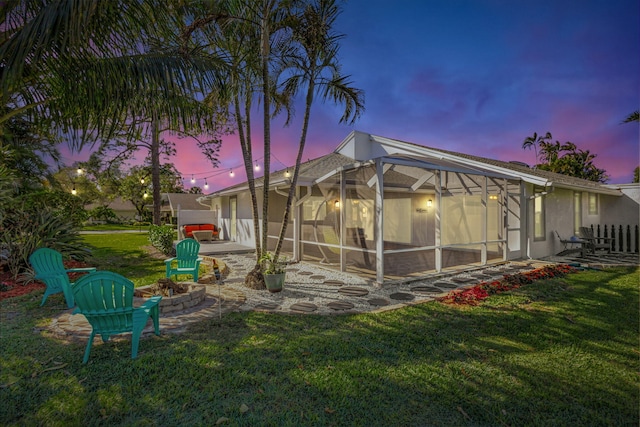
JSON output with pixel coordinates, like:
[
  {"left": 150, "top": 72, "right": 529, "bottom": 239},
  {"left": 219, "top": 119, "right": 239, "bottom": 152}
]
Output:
[
  {"left": 0, "top": 260, "right": 91, "bottom": 301},
  {"left": 438, "top": 264, "right": 577, "bottom": 306}
]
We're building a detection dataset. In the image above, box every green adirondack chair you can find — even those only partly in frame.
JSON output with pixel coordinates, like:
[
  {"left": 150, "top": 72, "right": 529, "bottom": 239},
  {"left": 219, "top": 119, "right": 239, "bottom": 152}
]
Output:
[
  {"left": 29, "top": 247, "right": 96, "bottom": 308},
  {"left": 72, "top": 271, "right": 162, "bottom": 364},
  {"left": 165, "top": 238, "right": 203, "bottom": 282}
]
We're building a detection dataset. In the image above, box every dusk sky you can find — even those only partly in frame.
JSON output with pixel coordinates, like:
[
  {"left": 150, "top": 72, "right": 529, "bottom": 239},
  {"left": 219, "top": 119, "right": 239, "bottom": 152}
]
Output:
[{"left": 62, "top": 0, "right": 640, "bottom": 189}]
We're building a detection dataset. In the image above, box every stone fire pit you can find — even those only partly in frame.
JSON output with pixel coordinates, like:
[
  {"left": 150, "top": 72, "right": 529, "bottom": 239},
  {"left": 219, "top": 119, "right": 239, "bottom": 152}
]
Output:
[{"left": 134, "top": 281, "right": 206, "bottom": 315}]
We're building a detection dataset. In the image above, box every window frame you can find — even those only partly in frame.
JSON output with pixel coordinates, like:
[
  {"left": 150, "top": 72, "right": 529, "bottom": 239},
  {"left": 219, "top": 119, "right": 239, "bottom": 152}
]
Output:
[
  {"left": 533, "top": 191, "right": 546, "bottom": 242},
  {"left": 588, "top": 193, "right": 599, "bottom": 215}
]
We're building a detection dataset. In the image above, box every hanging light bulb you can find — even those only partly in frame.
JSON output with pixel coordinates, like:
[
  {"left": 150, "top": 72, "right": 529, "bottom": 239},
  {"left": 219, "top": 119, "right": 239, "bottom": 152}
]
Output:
[
  {"left": 71, "top": 184, "right": 77, "bottom": 196},
  {"left": 229, "top": 169, "right": 234, "bottom": 177},
  {"left": 143, "top": 190, "right": 148, "bottom": 199},
  {"left": 254, "top": 161, "right": 260, "bottom": 171},
  {"left": 76, "top": 167, "right": 83, "bottom": 176},
  {"left": 140, "top": 177, "right": 145, "bottom": 184},
  {"left": 190, "top": 174, "right": 195, "bottom": 184},
  {"left": 204, "top": 179, "right": 209, "bottom": 190},
  {"left": 284, "top": 169, "right": 290, "bottom": 178}
]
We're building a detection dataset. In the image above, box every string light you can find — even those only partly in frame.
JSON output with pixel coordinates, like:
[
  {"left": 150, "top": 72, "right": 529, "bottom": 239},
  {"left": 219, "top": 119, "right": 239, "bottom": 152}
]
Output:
[
  {"left": 143, "top": 190, "right": 148, "bottom": 199},
  {"left": 229, "top": 169, "right": 234, "bottom": 177},
  {"left": 254, "top": 161, "right": 260, "bottom": 171},
  {"left": 71, "top": 184, "right": 77, "bottom": 196},
  {"left": 284, "top": 169, "right": 290, "bottom": 178},
  {"left": 140, "top": 177, "right": 145, "bottom": 184},
  {"left": 204, "top": 179, "right": 209, "bottom": 190},
  {"left": 76, "top": 168, "right": 83, "bottom": 176},
  {"left": 190, "top": 175, "right": 195, "bottom": 184}
]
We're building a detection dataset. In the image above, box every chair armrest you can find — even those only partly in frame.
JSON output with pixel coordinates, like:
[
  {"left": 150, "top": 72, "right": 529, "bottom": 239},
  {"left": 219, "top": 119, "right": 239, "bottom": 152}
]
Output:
[
  {"left": 136, "top": 296, "right": 162, "bottom": 316},
  {"left": 66, "top": 267, "right": 97, "bottom": 274},
  {"left": 164, "top": 257, "right": 176, "bottom": 265}
]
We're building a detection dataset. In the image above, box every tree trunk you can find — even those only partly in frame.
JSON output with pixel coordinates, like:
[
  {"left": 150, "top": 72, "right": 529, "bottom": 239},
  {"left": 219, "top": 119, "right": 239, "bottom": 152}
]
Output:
[
  {"left": 260, "top": 7, "right": 271, "bottom": 259},
  {"left": 273, "top": 79, "right": 315, "bottom": 260},
  {"left": 151, "top": 115, "right": 161, "bottom": 225}
]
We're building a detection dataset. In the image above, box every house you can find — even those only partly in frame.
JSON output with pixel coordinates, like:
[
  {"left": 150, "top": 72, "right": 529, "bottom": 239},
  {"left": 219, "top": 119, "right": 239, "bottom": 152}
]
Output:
[
  {"left": 199, "top": 131, "right": 639, "bottom": 284},
  {"left": 85, "top": 197, "right": 139, "bottom": 222}
]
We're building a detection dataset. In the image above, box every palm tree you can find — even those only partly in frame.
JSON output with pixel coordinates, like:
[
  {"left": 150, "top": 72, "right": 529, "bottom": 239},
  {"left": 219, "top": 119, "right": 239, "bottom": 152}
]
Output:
[
  {"left": 2, "top": 0, "right": 230, "bottom": 224},
  {"left": 271, "top": 0, "right": 364, "bottom": 260},
  {"left": 623, "top": 111, "right": 639, "bottom": 123},
  {"left": 522, "top": 131, "right": 552, "bottom": 166}
]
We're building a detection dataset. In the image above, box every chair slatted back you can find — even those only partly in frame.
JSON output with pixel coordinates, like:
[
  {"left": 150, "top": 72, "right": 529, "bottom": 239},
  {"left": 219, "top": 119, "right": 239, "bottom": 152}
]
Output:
[
  {"left": 176, "top": 239, "right": 201, "bottom": 269},
  {"left": 29, "top": 248, "right": 74, "bottom": 307},
  {"left": 73, "top": 271, "right": 135, "bottom": 335}
]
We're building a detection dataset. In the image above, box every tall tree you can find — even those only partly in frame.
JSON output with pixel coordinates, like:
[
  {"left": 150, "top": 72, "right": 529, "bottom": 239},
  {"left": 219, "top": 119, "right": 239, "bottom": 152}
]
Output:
[
  {"left": 522, "top": 131, "right": 552, "bottom": 165},
  {"left": 2, "top": 1, "right": 230, "bottom": 226},
  {"left": 183, "top": 0, "right": 363, "bottom": 289},
  {"left": 272, "top": 0, "right": 363, "bottom": 260},
  {"left": 522, "top": 132, "right": 608, "bottom": 182}
]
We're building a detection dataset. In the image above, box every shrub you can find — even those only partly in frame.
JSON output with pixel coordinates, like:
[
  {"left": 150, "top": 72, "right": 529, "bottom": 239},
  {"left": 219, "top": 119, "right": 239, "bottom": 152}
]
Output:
[
  {"left": 148, "top": 224, "right": 175, "bottom": 256},
  {"left": 1, "top": 205, "right": 89, "bottom": 278},
  {"left": 89, "top": 206, "right": 118, "bottom": 223}
]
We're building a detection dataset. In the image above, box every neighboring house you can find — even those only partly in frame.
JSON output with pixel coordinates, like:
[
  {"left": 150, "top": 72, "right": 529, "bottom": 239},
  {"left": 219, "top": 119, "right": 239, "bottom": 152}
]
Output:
[
  {"left": 199, "top": 131, "right": 639, "bottom": 284},
  {"left": 86, "top": 197, "right": 138, "bottom": 222}
]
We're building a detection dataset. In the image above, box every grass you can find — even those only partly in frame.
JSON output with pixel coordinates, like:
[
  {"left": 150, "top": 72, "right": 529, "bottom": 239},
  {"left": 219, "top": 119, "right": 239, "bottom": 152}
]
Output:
[
  {"left": 80, "top": 233, "right": 167, "bottom": 287},
  {"left": 81, "top": 224, "right": 151, "bottom": 232},
  {"left": 1, "top": 233, "right": 638, "bottom": 426}
]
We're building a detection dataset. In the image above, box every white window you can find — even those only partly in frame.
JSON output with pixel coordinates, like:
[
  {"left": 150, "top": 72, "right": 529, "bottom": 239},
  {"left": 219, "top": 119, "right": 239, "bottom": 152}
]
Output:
[
  {"left": 534, "top": 193, "right": 545, "bottom": 241},
  {"left": 574, "top": 192, "right": 582, "bottom": 235},
  {"left": 588, "top": 193, "right": 598, "bottom": 215}
]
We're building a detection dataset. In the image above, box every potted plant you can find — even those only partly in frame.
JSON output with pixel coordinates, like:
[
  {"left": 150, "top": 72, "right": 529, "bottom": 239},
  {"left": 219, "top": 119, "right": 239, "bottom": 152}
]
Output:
[{"left": 260, "top": 252, "right": 287, "bottom": 293}]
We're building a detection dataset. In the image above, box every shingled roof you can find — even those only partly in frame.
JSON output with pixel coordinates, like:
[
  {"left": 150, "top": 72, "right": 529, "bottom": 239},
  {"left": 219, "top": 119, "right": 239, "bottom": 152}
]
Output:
[{"left": 201, "top": 132, "right": 622, "bottom": 199}]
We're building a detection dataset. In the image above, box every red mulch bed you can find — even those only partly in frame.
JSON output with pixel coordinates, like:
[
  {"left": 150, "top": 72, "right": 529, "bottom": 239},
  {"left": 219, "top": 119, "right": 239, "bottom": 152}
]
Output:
[
  {"left": 0, "top": 260, "right": 91, "bottom": 301},
  {"left": 437, "top": 264, "right": 578, "bottom": 306}
]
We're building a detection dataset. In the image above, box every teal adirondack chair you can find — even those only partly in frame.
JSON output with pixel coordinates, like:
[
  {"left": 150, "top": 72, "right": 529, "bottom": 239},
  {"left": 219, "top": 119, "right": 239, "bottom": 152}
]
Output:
[
  {"left": 165, "top": 238, "right": 202, "bottom": 282},
  {"left": 72, "top": 271, "right": 162, "bottom": 364},
  {"left": 29, "top": 247, "right": 96, "bottom": 308}
]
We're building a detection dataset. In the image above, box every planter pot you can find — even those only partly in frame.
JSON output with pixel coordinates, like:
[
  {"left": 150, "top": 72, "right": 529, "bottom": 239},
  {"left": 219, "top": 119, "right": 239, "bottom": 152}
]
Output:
[{"left": 264, "top": 273, "right": 285, "bottom": 293}]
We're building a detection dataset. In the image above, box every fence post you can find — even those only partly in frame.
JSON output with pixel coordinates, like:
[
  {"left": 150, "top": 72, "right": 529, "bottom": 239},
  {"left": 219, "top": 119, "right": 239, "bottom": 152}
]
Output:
[
  {"left": 636, "top": 225, "right": 639, "bottom": 253},
  {"left": 618, "top": 225, "right": 623, "bottom": 252},
  {"left": 611, "top": 224, "right": 615, "bottom": 252},
  {"left": 627, "top": 225, "right": 631, "bottom": 253}
]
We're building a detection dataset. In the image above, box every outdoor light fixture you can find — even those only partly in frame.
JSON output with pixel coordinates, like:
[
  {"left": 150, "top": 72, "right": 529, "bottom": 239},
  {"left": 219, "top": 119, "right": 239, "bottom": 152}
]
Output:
[
  {"left": 229, "top": 169, "right": 234, "bottom": 177},
  {"left": 254, "top": 161, "right": 260, "bottom": 171},
  {"left": 140, "top": 178, "right": 145, "bottom": 184},
  {"left": 334, "top": 200, "right": 340, "bottom": 208},
  {"left": 204, "top": 179, "right": 209, "bottom": 190},
  {"left": 427, "top": 199, "right": 433, "bottom": 207},
  {"left": 71, "top": 184, "right": 77, "bottom": 196},
  {"left": 76, "top": 168, "right": 83, "bottom": 176},
  {"left": 190, "top": 175, "right": 195, "bottom": 184},
  {"left": 143, "top": 190, "right": 148, "bottom": 199},
  {"left": 284, "top": 169, "right": 290, "bottom": 178},
  {"left": 489, "top": 194, "right": 498, "bottom": 200}
]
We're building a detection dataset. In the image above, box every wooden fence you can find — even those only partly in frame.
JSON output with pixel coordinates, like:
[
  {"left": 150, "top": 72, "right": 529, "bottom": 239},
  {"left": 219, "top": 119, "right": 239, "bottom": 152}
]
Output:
[{"left": 589, "top": 224, "right": 639, "bottom": 253}]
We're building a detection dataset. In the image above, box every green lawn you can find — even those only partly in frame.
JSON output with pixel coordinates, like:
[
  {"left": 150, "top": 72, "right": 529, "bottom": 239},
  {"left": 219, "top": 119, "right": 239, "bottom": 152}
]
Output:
[
  {"left": 80, "top": 233, "right": 167, "bottom": 287},
  {"left": 81, "top": 224, "right": 151, "bottom": 232},
  {"left": 1, "top": 234, "right": 638, "bottom": 426}
]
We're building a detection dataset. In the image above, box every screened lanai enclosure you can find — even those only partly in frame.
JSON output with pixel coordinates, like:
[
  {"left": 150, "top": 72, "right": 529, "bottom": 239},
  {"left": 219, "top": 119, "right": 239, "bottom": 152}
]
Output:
[{"left": 266, "top": 155, "right": 522, "bottom": 284}]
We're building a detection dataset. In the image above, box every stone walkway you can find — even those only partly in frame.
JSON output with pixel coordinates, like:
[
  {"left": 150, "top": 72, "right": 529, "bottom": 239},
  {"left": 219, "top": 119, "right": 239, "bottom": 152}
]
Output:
[{"left": 44, "top": 251, "right": 638, "bottom": 343}]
